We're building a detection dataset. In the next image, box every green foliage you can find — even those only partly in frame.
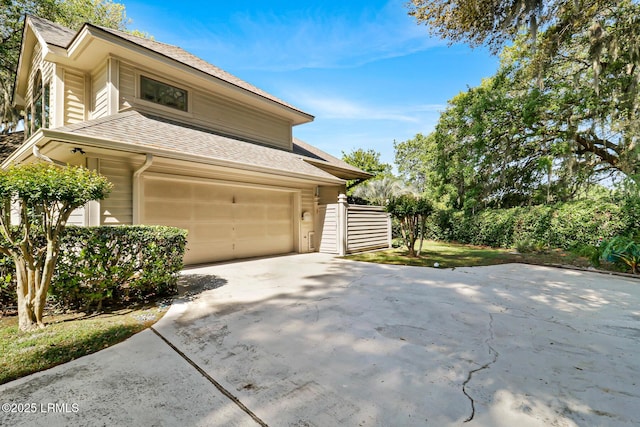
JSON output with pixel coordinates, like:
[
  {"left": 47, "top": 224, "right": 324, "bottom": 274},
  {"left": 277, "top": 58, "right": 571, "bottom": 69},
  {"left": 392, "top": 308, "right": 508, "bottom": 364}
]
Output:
[
  {"left": 600, "top": 236, "right": 640, "bottom": 274},
  {"left": 1, "top": 163, "right": 112, "bottom": 207},
  {"left": 401, "top": 1, "right": 640, "bottom": 206},
  {"left": 352, "top": 177, "right": 415, "bottom": 206},
  {"left": 386, "top": 195, "right": 433, "bottom": 256},
  {"left": 428, "top": 199, "right": 633, "bottom": 251},
  {"left": 0, "top": 164, "right": 112, "bottom": 330},
  {"left": 342, "top": 148, "right": 392, "bottom": 178},
  {"left": 341, "top": 148, "right": 393, "bottom": 192},
  {"left": 0, "top": 225, "right": 187, "bottom": 311},
  {"left": 0, "top": 256, "right": 16, "bottom": 312}
]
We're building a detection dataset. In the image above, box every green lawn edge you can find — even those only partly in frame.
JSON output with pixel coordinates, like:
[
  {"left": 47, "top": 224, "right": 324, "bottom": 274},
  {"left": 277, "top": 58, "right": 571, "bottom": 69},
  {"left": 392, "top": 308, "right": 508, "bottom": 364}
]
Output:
[{"left": 0, "top": 305, "right": 168, "bottom": 385}]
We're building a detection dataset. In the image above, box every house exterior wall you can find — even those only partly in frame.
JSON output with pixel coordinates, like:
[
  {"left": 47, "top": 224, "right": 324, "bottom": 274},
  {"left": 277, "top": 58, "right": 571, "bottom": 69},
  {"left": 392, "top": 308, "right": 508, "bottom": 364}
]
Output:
[
  {"left": 8, "top": 20, "right": 366, "bottom": 265},
  {"left": 91, "top": 63, "right": 109, "bottom": 119},
  {"left": 318, "top": 185, "right": 344, "bottom": 205},
  {"left": 26, "top": 44, "right": 43, "bottom": 109},
  {"left": 98, "top": 158, "right": 133, "bottom": 225},
  {"left": 25, "top": 42, "right": 55, "bottom": 135},
  {"left": 63, "top": 69, "right": 86, "bottom": 124},
  {"left": 83, "top": 154, "right": 318, "bottom": 260},
  {"left": 117, "top": 62, "right": 292, "bottom": 149},
  {"left": 300, "top": 187, "right": 315, "bottom": 251}
]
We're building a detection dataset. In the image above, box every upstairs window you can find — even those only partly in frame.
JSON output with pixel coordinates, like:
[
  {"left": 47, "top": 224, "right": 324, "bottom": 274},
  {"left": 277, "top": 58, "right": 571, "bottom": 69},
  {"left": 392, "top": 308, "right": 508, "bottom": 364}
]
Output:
[
  {"left": 33, "top": 73, "right": 43, "bottom": 130},
  {"left": 140, "top": 76, "right": 188, "bottom": 112},
  {"left": 28, "top": 71, "right": 49, "bottom": 136}
]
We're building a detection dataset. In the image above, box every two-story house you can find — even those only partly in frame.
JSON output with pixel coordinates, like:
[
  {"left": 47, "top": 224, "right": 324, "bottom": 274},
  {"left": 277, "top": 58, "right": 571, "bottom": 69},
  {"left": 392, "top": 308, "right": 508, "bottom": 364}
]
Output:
[{"left": 5, "top": 15, "right": 386, "bottom": 265}]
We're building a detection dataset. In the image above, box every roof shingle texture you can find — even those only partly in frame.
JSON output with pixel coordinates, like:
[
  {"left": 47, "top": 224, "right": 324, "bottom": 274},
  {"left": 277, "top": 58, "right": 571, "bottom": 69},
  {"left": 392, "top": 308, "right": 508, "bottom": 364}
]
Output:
[
  {"left": 56, "top": 111, "right": 343, "bottom": 181},
  {"left": 0, "top": 132, "right": 25, "bottom": 163}
]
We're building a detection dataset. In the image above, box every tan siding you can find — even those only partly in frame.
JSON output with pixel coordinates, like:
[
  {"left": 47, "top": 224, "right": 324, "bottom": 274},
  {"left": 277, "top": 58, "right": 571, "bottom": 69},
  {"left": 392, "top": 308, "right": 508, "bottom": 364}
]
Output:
[
  {"left": 119, "top": 63, "right": 135, "bottom": 110},
  {"left": 319, "top": 204, "right": 338, "bottom": 254},
  {"left": 91, "top": 64, "right": 108, "bottom": 119},
  {"left": 319, "top": 204, "right": 390, "bottom": 254},
  {"left": 318, "top": 186, "right": 342, "bottom": 205},
  {"left": 42, "top": 62, "right": 54, "bottom": 84},
  {"left": 67, "top": 206, "right": 85, "bottom": 226},
  {"left": 26, "top": 44, "right": 43, "bottom": 106},
  {"left": 300, "top": 187, "right": 315, "bottom": 252},
  {"left": 346, "top": 205, "right": 390, "bottom": 252},
  {"left": 100, "top": 159, "right": 132, "bottom": 224},
  {"left": 117, "top": 62, "right": 291, "bottom": 149},
  {"left": 192, "top": 91, "right": 291, "bottom": 149},
  {"left": 64, "top": 70, "right": 86, "bottom": 124}
]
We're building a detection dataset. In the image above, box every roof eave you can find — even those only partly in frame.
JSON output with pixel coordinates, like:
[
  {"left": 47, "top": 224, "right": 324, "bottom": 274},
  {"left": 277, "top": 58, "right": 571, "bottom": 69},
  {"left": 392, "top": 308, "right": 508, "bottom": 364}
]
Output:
[
  {"left": 302, "top": 158, "right": 373, "bottom": 181},
  {"left": 14, "top": 129, "right": 344, "bottom": 184}
]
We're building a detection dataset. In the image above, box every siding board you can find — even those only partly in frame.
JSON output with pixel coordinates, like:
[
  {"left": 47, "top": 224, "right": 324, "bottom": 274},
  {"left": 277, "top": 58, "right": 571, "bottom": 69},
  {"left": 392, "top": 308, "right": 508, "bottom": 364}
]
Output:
[
  {"left": 319, "top": 204, "right": 391, "bottom": 254},
  {"left": 117, "top": 62, "right": 291, "bottom": 149},
  {"left": 119, "top": 63, "right": 135, "bottom": 109},
  {"left": 100, "top": 160, "right": 132, "bottom": 225},
  {"left": 64, "top": 70, "right": 85, "bottom": 124},
  {"left": 346, "top": 205, "right": 390, "bottom": 252},
  {"left": 91, "top": 64, "right": 108, "bottom": 119}
]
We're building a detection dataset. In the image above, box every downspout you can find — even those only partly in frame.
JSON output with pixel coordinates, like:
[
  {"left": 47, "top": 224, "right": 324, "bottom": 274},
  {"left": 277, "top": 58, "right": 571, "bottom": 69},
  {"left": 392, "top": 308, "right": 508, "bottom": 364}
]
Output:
[{"left": 132, "top": 154, "right": 153, "bottom": 224}]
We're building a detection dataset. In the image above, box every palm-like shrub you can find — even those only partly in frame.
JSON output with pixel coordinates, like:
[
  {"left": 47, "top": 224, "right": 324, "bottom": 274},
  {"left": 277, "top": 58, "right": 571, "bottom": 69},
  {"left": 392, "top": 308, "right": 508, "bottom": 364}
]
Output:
[
  {"left": 352, "top": 177, "right": 416, "bottom": 206},
  {"left": 601, "top": 236, "right": 640, "bottom": 274}
]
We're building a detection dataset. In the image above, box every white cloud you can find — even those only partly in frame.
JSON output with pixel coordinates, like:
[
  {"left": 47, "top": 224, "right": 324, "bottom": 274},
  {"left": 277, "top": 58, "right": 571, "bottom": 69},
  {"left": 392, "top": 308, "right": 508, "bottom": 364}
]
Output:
[
  {"left": 291, "top": 91, "right": 445, "bottom": 123},
  {"left": 171, "top": 0, "right": 442, "bottom": 71}
]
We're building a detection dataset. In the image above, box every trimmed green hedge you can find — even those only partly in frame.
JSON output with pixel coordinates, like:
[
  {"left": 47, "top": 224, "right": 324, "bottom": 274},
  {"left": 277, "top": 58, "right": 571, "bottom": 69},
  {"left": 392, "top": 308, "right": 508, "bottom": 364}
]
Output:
[
  {"left": 0, "top": 226, "right": 187, "bottom": 312},
  {"left": 427, "top": 199, "right": 637, "bottom": 250}
]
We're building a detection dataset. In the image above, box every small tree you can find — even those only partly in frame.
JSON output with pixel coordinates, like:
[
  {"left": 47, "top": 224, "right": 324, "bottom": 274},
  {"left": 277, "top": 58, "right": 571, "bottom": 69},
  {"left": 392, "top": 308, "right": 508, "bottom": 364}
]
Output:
[
  {"left": 386, "top": 195, "right": 433, "bottom": 257},
  {"left": 0, "top": 164, "right": 112, "bottom": 331}
]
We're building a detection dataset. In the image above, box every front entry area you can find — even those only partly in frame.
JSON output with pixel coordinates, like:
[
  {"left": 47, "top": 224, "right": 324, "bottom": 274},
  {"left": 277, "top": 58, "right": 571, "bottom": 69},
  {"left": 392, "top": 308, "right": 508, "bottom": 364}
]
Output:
[{"left": 142, "top": 174, "right": 295, "bottom": 264}]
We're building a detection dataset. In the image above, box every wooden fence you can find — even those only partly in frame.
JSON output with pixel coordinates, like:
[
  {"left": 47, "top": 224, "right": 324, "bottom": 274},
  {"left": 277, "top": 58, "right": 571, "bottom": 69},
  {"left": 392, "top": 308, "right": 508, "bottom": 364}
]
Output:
[{"left": 318, "top": 195, "right": 391, "bottom": 255}]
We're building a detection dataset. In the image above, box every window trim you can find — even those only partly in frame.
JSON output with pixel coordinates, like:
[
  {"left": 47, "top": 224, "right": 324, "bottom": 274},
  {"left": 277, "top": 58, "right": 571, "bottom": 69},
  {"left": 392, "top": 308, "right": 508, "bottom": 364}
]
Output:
[
  {"left": 137, "top": 74, "right": 190, "bottom": 113},
  {"left": 28, "top": 70, "right": 50, "bottom": 135}
]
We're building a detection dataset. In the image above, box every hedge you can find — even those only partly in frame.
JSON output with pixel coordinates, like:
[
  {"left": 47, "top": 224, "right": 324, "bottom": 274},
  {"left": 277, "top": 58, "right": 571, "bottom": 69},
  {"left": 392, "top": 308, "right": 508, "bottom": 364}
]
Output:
[
  {"left": 426, "top": 199, "right": 637, "bottom": 250},
  {"left": 0, "top": 225, "right": 187, "bottom": 312}
]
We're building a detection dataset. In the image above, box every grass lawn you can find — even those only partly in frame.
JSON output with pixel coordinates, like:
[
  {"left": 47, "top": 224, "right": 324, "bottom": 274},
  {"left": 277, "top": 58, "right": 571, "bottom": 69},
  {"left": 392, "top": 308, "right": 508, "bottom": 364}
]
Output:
[
  {"left": 346, "top": 240, "right": 596, "bottom": 270},
  {"left": 0, "top": 304, "right": 168, "bottom": 385}
]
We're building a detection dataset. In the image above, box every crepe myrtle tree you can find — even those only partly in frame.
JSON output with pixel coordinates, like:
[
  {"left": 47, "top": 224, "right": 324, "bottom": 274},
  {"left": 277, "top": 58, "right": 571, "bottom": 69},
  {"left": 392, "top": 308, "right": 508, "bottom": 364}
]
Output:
[
  {"left": 0, "top": 163, "right": 112, "bottom": 331},
  {"left": 386, "top": 195, "right": 433, "bottom": 257}
]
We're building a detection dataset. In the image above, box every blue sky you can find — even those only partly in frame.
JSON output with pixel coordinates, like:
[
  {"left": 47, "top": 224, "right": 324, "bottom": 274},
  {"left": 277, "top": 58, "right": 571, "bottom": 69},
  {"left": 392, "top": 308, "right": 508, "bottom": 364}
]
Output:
[{"left": 123, "top": 0, "right": 499, "bottom": 167}]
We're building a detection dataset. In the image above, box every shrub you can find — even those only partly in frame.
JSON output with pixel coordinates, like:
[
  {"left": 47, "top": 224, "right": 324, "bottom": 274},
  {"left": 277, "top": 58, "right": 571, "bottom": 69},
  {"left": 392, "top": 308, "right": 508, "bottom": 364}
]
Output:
[
  {"left": 0, "top": 164, "right": 112, "bottom": 330},
  {"left": 428, "top": 199, "right": 632, "bottom": 250},
  {"left": 386, "top": 195, "right": 432, "bottom": 256},
  {"left": 0, "top": 256, "right": 16, "bottom": 313},
  {"left": 600, "top": 236, "right": 640, "bottom": 274},
  {"left": 1, "top": 225, "right": 187, "bottom": 312}
]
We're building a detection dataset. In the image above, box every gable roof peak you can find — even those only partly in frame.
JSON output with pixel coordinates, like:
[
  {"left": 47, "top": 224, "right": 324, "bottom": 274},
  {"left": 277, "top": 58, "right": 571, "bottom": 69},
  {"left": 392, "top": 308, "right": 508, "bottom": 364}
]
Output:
[{"left": 26, "top": 15, "right": 311, "bottom": 120}]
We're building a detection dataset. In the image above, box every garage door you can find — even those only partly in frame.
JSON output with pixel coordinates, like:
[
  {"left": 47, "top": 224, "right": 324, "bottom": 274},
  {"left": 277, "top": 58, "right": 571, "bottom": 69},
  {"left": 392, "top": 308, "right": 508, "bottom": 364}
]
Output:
[{"left": 142, "top": 175, "right": 295, "bottom": 264}]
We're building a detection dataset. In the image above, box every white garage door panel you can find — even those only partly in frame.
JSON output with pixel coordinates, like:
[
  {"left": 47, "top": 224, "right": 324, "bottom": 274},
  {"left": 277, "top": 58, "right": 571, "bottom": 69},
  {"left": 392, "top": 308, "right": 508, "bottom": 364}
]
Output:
[{"left": 142, "top": 176, "right": 294, "bottom": 264}]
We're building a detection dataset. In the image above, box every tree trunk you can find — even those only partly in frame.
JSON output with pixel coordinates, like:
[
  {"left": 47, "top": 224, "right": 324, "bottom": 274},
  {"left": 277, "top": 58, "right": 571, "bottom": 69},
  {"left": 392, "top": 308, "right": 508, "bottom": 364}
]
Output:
[
  {"left": 417, "top": 216, "right": 426, "bottom": 256},
  {"left": 15, "top": 257, "right": 40, "bottom": 330}
]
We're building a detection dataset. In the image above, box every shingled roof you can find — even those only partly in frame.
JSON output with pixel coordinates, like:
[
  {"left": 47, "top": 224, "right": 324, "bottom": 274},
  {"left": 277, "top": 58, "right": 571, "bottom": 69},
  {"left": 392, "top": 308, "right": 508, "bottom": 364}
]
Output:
[
  {"left": 28, "top": 15, "right": 75, "bottom": 47},
  {"left": 26, "top": 15, "right": 309, "bottom": 117},
  {"left": 54, "top": 110, "right": 362, "bottom": 181},
  {"left": 0, "top": 132, "right": 24, "bottom": 163}
]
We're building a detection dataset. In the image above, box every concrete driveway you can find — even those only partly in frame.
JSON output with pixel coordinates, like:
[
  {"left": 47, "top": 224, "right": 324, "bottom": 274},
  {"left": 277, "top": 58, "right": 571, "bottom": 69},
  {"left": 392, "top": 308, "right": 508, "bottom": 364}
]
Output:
[{"left": 1, "top": 254, "right": 639, "bottom": 426}]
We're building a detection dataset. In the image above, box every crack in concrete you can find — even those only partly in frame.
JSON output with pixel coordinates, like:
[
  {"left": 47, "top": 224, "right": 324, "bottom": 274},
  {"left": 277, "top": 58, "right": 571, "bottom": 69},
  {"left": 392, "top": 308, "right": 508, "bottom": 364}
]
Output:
[{"left": 462, "top": 313, "right": 499, "bottom": 423}]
